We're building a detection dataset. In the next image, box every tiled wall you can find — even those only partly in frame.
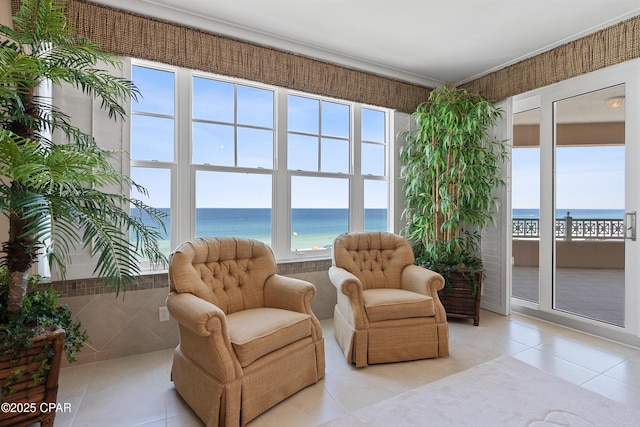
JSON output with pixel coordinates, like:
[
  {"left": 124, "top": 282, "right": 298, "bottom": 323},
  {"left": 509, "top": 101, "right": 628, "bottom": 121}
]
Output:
[{"left": 55, "top": 259, "right": 335, "bottom": 366}]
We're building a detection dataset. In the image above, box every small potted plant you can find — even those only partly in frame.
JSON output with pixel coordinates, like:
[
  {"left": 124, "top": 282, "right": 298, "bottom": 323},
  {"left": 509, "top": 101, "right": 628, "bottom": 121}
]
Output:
[
  {"left": 0, "top": 1, "right": 167, "bottom": 425},
  {"left": 400, "top": 85, "right": 508, "bottom": 326}
]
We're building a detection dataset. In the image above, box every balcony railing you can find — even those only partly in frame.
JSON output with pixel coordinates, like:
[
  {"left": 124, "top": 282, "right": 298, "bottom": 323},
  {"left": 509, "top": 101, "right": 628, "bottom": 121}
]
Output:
[{"left": 513, "top": 213, "right": 624, "bottom": 240}]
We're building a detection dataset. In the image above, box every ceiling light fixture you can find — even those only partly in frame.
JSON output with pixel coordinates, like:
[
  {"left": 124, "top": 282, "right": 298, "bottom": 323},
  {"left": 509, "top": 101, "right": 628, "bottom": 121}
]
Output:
[{"left": 604, "top": 96, "right": 625, "bottom": 108}]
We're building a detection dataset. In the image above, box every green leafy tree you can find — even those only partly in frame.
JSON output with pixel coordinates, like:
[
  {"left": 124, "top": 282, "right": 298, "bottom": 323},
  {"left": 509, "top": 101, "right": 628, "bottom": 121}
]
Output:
[
  {"left": 0, "top": 0, "right": 167, "bottom": 315},
  {"left": 400, "top": 85, "right": 508, "bottom": 281}
]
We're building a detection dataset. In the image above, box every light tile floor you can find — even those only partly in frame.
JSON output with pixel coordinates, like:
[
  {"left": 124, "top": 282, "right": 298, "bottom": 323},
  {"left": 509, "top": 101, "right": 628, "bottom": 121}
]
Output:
[{"left": 50, "top": 310, "right": 640, "bottom": 427}]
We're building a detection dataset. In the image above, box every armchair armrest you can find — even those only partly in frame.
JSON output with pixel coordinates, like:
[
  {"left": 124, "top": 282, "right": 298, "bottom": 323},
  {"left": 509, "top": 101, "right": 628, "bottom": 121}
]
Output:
[
  {"left": 167, "top": 292, "right": 226, "bottom": 337},
  {"left": 264, "top": 274, "right": 316, "bottom": 314},
  {"left": 329, "top": 266, "right": 364, "bottom": 296},
  {"left": 329, "top": 266, "right": 368, "bottom": 328},
  {"left": 166, "top": 292, "right": 242, "bottom": 381},
  {"left": 401, "top": 264, "right": 445, "bottom": 294},
  {"left": 401, "top": 265, "right": 447, "bottom": 322}
]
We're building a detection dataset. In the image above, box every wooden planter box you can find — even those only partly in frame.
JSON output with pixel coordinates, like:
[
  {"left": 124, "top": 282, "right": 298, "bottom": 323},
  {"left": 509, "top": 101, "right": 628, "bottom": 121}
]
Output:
[
  {"left": 0, "top": 328, "right": 65, "bottom": 427},
  {"left": 438, "top": 270, "right": 482, "bottom": 326}
]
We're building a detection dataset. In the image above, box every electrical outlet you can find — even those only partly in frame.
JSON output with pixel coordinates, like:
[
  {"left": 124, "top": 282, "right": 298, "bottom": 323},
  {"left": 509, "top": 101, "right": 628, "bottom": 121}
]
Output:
[{"left": 159, "top": 306, "right": 170, "bottom": 322}]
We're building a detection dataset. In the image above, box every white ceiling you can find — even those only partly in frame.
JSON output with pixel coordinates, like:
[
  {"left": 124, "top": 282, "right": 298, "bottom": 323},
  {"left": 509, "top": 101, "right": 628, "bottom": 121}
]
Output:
[{"left": 93, "top": 0, "right": 640, "bottom": 87}]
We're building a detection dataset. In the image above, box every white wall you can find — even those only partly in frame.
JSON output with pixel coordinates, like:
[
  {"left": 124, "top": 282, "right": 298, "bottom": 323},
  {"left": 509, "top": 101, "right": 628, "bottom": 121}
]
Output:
[
  {"left": 49, "top": 61, "right": 129, "bottom": 280},
  {"left": 393, "top": 111, "right": 411, "bottom": 234},
  {"left": 481, "top": 99, "right": 512, "bottom": 316}
]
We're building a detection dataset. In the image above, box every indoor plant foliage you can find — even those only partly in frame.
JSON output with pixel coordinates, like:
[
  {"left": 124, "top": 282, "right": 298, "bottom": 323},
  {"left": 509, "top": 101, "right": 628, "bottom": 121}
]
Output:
[
  {"left": 400, "top": 85, "right": 508, "bottom": 293},
  {"left": 0, "top": 0, "right": 167, "bottom": 397},
  {"left": 0, "top": 266, "right": 86, "bottom": 386}
]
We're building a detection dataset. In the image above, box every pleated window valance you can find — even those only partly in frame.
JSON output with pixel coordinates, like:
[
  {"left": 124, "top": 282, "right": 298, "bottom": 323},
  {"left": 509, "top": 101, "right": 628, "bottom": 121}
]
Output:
[{"left": 462, "top": 14, "right": 640, "bottom": 100}]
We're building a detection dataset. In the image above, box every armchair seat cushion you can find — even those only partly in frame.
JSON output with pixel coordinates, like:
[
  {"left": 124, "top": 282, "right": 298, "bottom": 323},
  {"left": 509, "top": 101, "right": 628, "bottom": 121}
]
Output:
[
  {"left": 363, "top": 289, "right": 435, "bottom": 323},
  {"left": 227, "top": 307, "right": 312, "bottom": 367}
]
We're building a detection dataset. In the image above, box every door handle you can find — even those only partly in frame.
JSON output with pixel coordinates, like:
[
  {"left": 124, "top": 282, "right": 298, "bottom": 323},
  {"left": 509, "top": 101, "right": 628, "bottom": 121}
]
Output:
[{"left": 625, "top": 211, "right": 636, "bottom": 241}]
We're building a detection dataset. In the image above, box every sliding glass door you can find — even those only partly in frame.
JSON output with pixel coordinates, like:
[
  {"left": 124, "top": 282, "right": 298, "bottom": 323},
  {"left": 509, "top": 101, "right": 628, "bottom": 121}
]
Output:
[
  {"left": 553, "top": 85, "right": 625, "bottom": 326},
  {"left": 512, "top": 108, "right": 540, "bottom": 304},
  {"left": 511, "top": 62, "right": 639, "bottom": 339}
]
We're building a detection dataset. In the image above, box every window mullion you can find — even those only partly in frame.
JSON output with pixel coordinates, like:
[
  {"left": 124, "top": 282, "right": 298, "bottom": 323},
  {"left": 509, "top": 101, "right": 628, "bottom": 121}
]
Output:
[
  {"left": 234, "top": 84, "right": 239, "bottom": 167},
  {"left": 273, "top": 89, "right": 290, "bottom": 259},
  {"left": 317, "top": 101, "right": 323, "bottom": 172},
  {"left": 176, "top": 68, "right": 192, "bottom": 244},
  {"left": 352, "top": 104, "right": 363, "bottom": 231}
]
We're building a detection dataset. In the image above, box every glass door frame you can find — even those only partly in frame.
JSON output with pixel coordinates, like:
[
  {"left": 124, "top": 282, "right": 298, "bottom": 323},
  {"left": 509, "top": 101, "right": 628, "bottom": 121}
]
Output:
[{"left": 510, "top": 60, "right": 640, "bottom": 344}]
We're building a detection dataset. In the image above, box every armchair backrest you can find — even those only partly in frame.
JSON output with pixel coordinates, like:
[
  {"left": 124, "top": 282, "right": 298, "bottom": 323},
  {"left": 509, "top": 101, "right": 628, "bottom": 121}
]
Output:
[
  {"left": 332, "top": 232, "right": 414, "bottom": 290},
  {"left": 169, "top": 237, "right": 277, "bottom": 314}
]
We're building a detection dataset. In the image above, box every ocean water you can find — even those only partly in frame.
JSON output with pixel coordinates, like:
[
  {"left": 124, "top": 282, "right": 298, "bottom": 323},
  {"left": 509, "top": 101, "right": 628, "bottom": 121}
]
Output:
[
  {"left": 136, "top": 208, "right": 622, "bottom": 255},
  {"left": 513, "top": 208, "right": 624, "bottom": 219},
  {"left": 133, "top": 208, "right": 387, "bottom": 252}
]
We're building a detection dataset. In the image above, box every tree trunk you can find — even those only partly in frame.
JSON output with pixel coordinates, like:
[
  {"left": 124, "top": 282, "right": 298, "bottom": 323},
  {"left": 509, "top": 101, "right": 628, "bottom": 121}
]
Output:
[
  {"left": 5, "top": 209, "right": 38, "bottom": 313},
  {"left": 6, "top": 270, "right": 28, "bottom": 313},
  {"left": 5, "top": 90, "right": 39, "bottom": 313}
]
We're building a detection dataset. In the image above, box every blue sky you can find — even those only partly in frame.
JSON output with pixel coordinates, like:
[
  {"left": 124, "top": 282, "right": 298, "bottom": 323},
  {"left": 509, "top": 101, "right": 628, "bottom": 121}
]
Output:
[
  {"left": 132, "top": 65, "right": 626, "bottom": 214},
  {"left": 512, "top": 145, "right": 625, "bottom": 210},
  {"left": 129, "top": 65, "right": 387, "bottom": 210}
]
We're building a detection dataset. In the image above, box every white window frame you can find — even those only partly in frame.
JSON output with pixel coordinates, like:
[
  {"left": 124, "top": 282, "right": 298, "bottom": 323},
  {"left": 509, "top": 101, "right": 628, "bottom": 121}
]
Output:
[{"left": 130, "top": 59, "right": 394, "bottom": 262}]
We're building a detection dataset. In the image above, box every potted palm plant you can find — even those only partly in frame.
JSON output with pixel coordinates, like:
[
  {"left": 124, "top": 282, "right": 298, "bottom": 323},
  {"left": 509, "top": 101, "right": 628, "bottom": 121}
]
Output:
[
  {"left": 0, "top": 0, "right": 167, "bottom": 425},
  {"left": 400, "top": 85, "right": 508, "bottom": 326}
]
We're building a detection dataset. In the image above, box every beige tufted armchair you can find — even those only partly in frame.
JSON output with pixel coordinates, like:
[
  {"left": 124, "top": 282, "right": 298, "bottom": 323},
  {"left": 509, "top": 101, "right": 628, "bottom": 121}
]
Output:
[
  {"left": 167, "top": 237, "right": 325, "bottom": 426},
  {"left": 329, "top": 232, "right": 449, "bottom": 368}
]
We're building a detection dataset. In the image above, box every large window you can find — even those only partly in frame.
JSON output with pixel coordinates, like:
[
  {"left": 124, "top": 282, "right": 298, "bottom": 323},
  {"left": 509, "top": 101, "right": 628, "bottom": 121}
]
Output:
[
  {"left": 288, "top": 96, "right": 351, "bottom": 251},
  {"left": 192, "top": 78, "right": 274, "bottom": 168},
  {"left": 130, "top": 65, "right": 175, "bottom": 260},
  {"left": 361, "top": 108, "right": 388, "bottom": 231},
  {"left": 195, "top": 171, "right": 273, "bottom": 245},
  {"left": 130, "top": 61, "right": 392, "bottom": 261}
]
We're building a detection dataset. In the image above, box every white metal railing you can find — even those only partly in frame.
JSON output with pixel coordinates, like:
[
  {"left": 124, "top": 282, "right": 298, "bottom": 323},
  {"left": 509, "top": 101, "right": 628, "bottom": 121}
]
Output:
[{"left": 513, "top": 212, "right": 624, "bottom": 240}]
